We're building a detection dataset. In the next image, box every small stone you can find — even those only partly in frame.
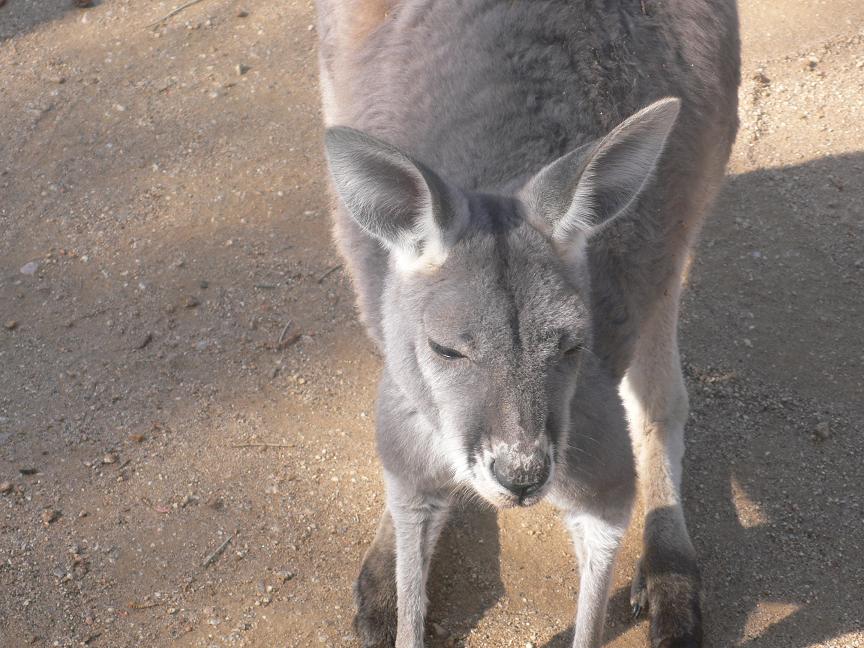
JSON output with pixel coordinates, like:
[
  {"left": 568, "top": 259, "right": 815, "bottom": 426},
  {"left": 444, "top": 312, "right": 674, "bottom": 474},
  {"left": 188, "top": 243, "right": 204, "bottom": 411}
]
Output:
[
  {"left": 742, "top": 338, "right": 753, "bottom": 348},
  {"left": 4, "top": 320, "right": 17, "bottom": 331},
  {"left": 42, "top": 509, "right": 61, "bottom": 525},
  {"left": 236, "top": 9, "right": 249, "bottom": 17},
  {"left": 135, "top": 332, "right": 153, "bottom": 349},
  {"left": 20, "top": 261, "right": 39, "bottom": 275},
  {"left": 184, "top": 296, "right": 200, "bottom": 308},
  {"left": 278, "top": 570, "right": 295, "bottom": 582},
  {"left": 0, "top": 481, "right": 12, "bottom": 494},
  {"left": 752, "top": 71, "right": 770, "bottom": 86},
  {"left": 236, "top": 63, "right": 250, "bottom": 76},
  {"left": 130, "top": 433, "right": 146, "bottom": 443},
  {"left": 19, "top": 467, "right": 39, "bottom": 476},
  {"left": 432, "top": 623, "right": 449, "bottom": 639},
  {"left": 199, "top": 279, "right": 209, "bottom": 289},
  {"left": 102, "top": 453, "right": 117, "bottom": 465},
  {"left": 815, "top": 421, "right": 831, "bottom": 440},
  {"left": 74, "top": 0, "right": 94, "bottom": 7},
  {"left": 526, "top": 643, "right": 536, "bottom": 648},
  {"left": 800, "top": 55, "right": 819, "bottom": 71}
]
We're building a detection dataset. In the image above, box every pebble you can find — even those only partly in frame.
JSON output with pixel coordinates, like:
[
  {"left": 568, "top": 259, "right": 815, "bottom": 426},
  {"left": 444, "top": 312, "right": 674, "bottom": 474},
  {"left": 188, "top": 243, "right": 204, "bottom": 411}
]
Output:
[
  {"left": 815, "top": 421, "right": 831, "bottom": 440},
  {"left": 4, "top": 320, "right": 17, "bottom": 331},
  {"left": 0, "top": 481, "right": 12, "bottom": 494},
  {"left": 20, "top": 261, "right": 39, "bottom": 275},
  {"left": 102, "top": 453, "right": 117, "bottom": 465},
  {"left": 800, "top": 55, "right": 820, "bottom": 71},
  {"left": 752, "top": 70, "right": 770, "bottom": 86},
  {"left": 42, "top": 509, "right": 61, "bottom": 525},
  {"left": 432, "top": 622, "right": 449, "bottom": 639},
  {"left": 236, "top": 9, "right": 249, "bottom": 17},
  {"left": 135, "top": 332, "right": 153, "bottom": 349},
  {"left": 130, "top": 433, "right": 146, "bottom": 443},
  {"left": 236, "top": 63, "right": 250, "bottom": 76},
  {"left": 184, "top": 296, "right": 200, "bottom": 308}
]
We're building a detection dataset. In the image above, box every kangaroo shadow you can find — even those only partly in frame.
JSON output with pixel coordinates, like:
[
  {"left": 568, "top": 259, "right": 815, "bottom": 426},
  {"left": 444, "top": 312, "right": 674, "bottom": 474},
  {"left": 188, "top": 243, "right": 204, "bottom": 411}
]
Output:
[
  {"left": 426, "top": 503, "right": 506, "bottom": 645},
  {"left": 0, "top": 0, "right": 99, "bottom": 42},
  {"left": 541, "top": 153, "right": 864, "bottom": 647}
]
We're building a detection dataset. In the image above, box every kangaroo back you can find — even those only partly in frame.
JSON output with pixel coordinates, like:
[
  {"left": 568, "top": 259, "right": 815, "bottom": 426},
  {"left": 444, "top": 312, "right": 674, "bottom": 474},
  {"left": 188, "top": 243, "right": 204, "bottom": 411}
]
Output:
[{"left": 316, "top": 0, "right": 739, "bottom": 361}]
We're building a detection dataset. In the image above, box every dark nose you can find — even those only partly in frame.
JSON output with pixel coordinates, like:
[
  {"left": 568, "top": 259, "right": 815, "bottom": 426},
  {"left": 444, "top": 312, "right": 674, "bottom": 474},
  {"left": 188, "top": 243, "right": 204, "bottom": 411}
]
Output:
[{"left": 491, "top": 451, "right": 550, "bottom": 499}]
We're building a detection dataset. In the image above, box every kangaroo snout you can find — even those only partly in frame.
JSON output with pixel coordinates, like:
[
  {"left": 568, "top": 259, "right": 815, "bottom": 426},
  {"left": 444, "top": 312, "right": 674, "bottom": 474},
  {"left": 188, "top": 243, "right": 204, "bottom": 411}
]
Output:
[{"left": 490, "top": 445, "right": 551, "bottom": 500}]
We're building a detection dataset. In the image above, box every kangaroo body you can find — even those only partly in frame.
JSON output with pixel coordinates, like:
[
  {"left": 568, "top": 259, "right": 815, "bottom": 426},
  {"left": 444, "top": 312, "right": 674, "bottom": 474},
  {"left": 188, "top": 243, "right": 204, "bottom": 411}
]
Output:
[{"left": 314, "top": 2, "right": 740, "bottom": 647}]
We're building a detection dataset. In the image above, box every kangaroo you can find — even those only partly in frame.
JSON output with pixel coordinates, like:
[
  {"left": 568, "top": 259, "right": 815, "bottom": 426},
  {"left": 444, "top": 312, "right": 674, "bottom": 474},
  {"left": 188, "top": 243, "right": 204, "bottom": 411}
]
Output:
[{"left": 314, "top": 2, "right": 740, "bottom": 647}]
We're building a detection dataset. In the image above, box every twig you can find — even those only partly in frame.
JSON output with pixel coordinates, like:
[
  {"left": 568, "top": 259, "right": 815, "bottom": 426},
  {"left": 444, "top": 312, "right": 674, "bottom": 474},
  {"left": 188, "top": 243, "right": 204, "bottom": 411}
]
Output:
[
  {"left": 146, "top": 0, "right": 210, "bottom": 29},
  {"left": 202, "top": 532, "right": 234, "bottom": 568},
  {"left": 140, "top": 496, "right": 171, "bottom": 514},
  {"left": 128, "top": 600, "right": 162, "bottom": 610},
  {"left": 317, "top": 264, "right": 342, "bottom": 284},
  {"left": 277, "top": 321, "right": 293, "bottom": 346},
  {"left": 64, "top": 307, "right": 109, "bottom": 328},
  {"left": 230, "top": 442, "right": 293, "bottom": 449},
  {"left": 277, "top": 332, "right": 302, "bottom": 350}
]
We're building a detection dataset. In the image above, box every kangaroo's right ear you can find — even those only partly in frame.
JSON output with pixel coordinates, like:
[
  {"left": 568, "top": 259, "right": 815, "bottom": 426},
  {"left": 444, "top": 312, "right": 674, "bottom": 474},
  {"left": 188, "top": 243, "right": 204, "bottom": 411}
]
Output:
[{"left": 324, "top": 127, "right": 467, "bottom": 271}]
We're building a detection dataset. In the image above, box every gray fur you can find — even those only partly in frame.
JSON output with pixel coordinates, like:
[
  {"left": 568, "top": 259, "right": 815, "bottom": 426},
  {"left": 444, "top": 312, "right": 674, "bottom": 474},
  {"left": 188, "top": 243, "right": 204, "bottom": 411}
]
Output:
[{"left": 314, "top": 1, "right": 740, "bottom": 646}]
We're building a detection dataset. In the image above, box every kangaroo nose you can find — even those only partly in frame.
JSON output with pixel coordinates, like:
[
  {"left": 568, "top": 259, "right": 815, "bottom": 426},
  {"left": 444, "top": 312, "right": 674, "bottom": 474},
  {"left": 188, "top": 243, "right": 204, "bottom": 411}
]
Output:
[{"left": 491, "top": 451, "right": 550, "bottom": 498}]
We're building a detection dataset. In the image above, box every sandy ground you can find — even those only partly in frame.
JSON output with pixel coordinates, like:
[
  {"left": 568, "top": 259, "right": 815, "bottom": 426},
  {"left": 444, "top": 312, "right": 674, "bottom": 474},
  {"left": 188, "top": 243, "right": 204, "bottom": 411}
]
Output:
[{"left": 1, "top": 1, "right": 862, "bottom": 647}]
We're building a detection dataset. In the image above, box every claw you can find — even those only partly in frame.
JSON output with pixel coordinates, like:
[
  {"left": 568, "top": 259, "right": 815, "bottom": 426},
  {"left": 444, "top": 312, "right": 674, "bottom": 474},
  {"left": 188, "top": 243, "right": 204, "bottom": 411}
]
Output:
[{"left": 630, "top": 556, "right": 648, "bottom": 620}]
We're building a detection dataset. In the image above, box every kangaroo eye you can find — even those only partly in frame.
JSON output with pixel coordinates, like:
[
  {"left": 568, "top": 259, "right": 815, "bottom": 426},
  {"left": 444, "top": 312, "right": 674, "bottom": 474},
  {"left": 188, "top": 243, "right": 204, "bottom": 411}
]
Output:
[{"left": 429, "top": 339, "right": 466, "bottom": 360}]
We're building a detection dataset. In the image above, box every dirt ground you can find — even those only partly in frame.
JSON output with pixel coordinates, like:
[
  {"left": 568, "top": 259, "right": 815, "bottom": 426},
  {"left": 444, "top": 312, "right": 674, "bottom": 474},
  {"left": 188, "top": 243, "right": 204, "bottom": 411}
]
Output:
[{"left": 1, "top": 1, "right": 862, "bottom": 647}]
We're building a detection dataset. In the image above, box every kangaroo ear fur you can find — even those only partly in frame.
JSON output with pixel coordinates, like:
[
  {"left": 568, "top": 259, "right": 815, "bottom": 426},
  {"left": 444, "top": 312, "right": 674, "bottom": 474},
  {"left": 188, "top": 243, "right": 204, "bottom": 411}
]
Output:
[
  {"left": 324, "top": 126, "right": 467, "bottom": 271},
  {"left": 520, "top": 97, "right": 681, "bottom": 247}
]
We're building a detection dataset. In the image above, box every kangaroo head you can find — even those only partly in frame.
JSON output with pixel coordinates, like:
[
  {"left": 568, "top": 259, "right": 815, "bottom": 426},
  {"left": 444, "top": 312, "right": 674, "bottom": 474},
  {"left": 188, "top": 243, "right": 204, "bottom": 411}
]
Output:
[{"left": 325, "top": 98, "right": 679, "bottom": 507}]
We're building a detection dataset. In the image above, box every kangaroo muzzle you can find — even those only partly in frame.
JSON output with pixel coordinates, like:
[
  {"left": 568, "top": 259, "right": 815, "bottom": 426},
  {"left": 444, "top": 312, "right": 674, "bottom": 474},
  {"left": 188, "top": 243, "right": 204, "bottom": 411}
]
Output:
[{"left": 490, "top": 443, "right": 551, "bottom": 500}]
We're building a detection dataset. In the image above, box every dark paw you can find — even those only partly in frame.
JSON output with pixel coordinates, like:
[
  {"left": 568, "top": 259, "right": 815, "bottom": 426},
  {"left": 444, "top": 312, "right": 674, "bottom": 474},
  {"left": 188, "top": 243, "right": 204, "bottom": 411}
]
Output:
[
  {"left": 630, "top": 558, "right": 648, "bottom": 619},
  {"left": 353, "top": 548, "right": 397, "bottom": 647},
  {"left": 353, "top": 606, "right": 396, "bottom": 648},
  {"left": 646, "top": 570, "right": 703, "bottom": 648},
  {"left": 353, "top": 579, "right": 397, "bottom": 648}
]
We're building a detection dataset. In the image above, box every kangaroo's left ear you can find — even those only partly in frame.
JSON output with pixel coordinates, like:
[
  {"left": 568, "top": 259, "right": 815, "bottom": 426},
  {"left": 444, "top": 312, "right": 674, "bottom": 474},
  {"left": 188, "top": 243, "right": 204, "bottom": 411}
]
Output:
[{"left": 519, "top": 97, "right": 680, "bottom": 247}]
